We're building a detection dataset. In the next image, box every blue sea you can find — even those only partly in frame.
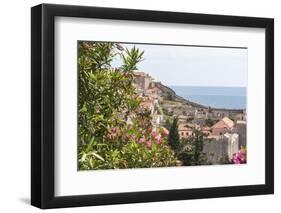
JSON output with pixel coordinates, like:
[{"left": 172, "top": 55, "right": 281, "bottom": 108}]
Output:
[{"left": 170, "top": 86, "right": 246, "bottom": 109}]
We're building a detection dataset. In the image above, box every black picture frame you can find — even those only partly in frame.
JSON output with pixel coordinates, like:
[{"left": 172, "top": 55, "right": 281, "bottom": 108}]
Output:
[{"left": 31, "top": 3, "right": 274, "bottom": 209}]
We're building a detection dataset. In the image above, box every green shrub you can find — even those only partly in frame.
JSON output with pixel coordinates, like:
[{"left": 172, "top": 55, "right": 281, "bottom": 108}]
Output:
[{"left": 78, "top": 41, "right": 177, "bottom": 170}]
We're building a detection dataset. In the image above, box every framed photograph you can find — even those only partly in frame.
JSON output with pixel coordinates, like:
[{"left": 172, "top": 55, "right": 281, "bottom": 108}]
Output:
[{"left": 31, "top": 3, "right": 274, "bottom": 209}]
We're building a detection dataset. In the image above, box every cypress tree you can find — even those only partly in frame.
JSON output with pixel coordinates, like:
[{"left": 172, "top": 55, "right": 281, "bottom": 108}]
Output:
[{"left": 168, "top": 117, "right": 180, "bottom": 152}]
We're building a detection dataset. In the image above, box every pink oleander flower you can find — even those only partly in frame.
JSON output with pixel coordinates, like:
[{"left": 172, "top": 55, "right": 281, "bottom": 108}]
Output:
[
  {"left": 151, "top": 130, "right": 158, "bottom": 138},
  {"left": 232, "top": 149, "right": 246, "bottom": 164},
  {"left": 138, "top": 137, "right": 145, "bottom": 143},
  {"left": 161, "top": 128, "right": 169, "bottom": 136},
  {"left": 155, "top": 134, "right": 161, "bottom": 141},
  {"left": 146, "top": 140, "right": 152, "bottom": 148},
  {"left": 128, "top": 134, "right": 136, "bottom": 140},
  {"left": 156, "top": 138, "right": 162, "bottom": 145}
]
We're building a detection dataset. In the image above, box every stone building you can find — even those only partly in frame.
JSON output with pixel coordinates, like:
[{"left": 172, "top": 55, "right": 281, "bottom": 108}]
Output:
[
  {"left": 203, "top": 132, "right": 239, "bottom": 164},
  {"left": 133, "top": 71, "right": 153, "bottom": 93},
  {"left": 211, "top": 116, "right": 234, "bottom": 136},
  {"left": 235, "top": 120, "right": 247, "bottom": 147},
  {"left": 178, "top": 123, "right": 193, "bottom": 139}
]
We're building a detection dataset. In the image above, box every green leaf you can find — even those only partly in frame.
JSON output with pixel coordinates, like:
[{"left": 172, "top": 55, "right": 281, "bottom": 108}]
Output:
[{"left": 90, "top": 152, "right": 105, "bottom": 161}]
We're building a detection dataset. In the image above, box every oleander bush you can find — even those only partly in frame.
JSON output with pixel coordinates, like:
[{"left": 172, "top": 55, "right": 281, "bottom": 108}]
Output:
[{"left": 78, "top": 41, "right": 177, "bottom": 170}]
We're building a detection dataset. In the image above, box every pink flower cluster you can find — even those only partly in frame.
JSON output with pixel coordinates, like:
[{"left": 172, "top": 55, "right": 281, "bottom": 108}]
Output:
[
  {"left": 232, "top": 148, "right": 246, "bottom": 164},
  {"left": 134, "top": 136, "right": 149, "bottom": 146},
  {"left": 127, "top": 127, "right": 168, "bottom": 149},
  {"left": 107, "top": 124, "right": 169, "bottom": 149}
]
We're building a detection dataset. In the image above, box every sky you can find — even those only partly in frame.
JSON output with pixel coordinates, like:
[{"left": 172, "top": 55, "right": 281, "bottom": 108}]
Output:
[{"left": 112, "top": 43, "right": 248, "bottom": 87}]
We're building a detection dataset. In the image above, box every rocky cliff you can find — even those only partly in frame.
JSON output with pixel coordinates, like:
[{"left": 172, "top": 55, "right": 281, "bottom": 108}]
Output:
[
  {"left": 155, "top": 82, "right": 211, "bottom": 108},
  {"left": 155, "top": 82, "right": 244, "bottom": 113}
]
